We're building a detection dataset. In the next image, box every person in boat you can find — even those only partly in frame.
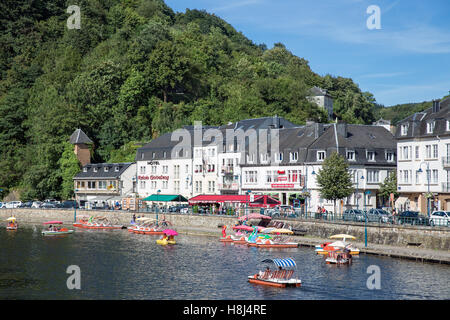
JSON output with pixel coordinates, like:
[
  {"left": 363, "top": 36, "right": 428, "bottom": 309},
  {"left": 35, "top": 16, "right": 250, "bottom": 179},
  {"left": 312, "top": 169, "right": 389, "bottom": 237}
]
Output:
[
  {"left": 345, "top": 248, "right": 352, "bottom": 264},
  {"left": 259, "top": 266, "right": 270, "bottom": 278},
  {"left": 222, "top": 225, "right": 227, "bottom": 238}
]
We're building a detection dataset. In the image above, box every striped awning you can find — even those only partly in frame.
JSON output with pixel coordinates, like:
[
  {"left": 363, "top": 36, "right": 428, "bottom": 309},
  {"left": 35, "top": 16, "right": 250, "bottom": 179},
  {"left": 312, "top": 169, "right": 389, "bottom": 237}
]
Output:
[{"left": 262, "top": 258, "right": 296, "bottom": 267}]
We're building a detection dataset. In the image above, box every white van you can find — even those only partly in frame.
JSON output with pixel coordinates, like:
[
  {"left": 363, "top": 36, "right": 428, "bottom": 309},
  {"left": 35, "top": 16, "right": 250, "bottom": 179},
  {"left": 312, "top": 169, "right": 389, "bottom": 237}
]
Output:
[
  {"left": 430, "top": 211, "right": 450, "bottom": 227},
  {"left": 5, "top": 201, "right": 22, "bottom": 208}
]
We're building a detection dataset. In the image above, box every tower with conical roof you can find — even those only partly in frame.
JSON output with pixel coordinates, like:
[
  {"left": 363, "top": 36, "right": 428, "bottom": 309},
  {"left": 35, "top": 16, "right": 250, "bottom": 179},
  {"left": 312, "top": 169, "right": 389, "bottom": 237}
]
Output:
[{"left": 69, "top": 128, "right": 93, "bottom": 167}]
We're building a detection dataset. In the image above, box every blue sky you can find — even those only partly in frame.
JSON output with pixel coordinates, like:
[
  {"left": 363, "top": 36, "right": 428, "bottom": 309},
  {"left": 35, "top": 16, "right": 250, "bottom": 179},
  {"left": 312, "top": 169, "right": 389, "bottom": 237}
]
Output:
[{"left": 165, "top": 0, "right": 450, "bottom": 106}]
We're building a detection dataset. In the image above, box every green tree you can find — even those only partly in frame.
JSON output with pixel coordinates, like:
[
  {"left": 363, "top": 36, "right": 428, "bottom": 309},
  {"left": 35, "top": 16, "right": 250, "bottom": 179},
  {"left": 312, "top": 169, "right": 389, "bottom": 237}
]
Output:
[
  {"left": 58, "top": 141, "right": 81, "bottom": 200},
  {"left": 378, "top": 172, "right": 398, "bottom": 208},
  {"left": 316, "top": 152, "right": 354, "bottom": 214}
]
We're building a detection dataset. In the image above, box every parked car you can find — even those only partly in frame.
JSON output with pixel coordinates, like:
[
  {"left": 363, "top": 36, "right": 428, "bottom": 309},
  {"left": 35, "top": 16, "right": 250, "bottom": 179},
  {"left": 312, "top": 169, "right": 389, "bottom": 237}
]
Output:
[
  {"left": 18, "top": 201, "right": 33, "bottom": 208},
  {"left": 169, "top": 204, "right": 189, "bottom": 213},
  {"left": 41, "top": 202, "right": 59, "bottom": 209},
  {"left": 397, "top": 211, "right": 430, "bottom": 226},
  {"left": 0, "top": 202, "right": 3, "bottom": 208},
  {"left": 366, "top": 208, "right": 394, "bottom": 223},
  {"left": 32, "top": 201, "right": 43, "bottom": 208},
  {"left": 60, "top": 200, "right": 78, "bottom": 209},
  {"left": 429, "top": 211, "right": 450, "bottom": 227},
  {"left": 342, "top": 209, "right": 364, "bottom": 222},
  {"left": 5, "top": 201, "right": 22, "bottom": 208},
  {"left": 180, "top": 207, "right": 190, "bottom": 214}
]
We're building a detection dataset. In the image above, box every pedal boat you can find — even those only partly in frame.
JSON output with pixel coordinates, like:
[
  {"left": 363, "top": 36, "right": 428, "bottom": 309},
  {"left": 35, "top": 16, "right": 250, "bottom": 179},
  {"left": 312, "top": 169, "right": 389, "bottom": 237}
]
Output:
[
  {"left": 248, "top": 258, "right": 301, "bottom": 288},
  {"left": 325, "top": 250, "right": 352, "bottom": 265},
  {"left": 42, "top": 221, "right": 74, "bottom": 236},
  {"left": 156, "top": 229, "right": 178, "bottom": 245},
  {"left": 6, "top": 217, "right": 18, "bottom": 230}
]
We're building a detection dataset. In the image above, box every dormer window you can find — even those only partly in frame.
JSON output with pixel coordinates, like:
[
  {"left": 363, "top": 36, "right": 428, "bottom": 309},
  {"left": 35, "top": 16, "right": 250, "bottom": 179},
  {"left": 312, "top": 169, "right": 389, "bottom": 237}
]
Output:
[
  {"left": 426, "top": 121, "right": 435, "bottom": 134},
  {"left": 163, "top": 151, "right": 167, "bottom": 158},
  {"left": 401, "top": 124, "right": 408, "bottom": 136},
  {"left": 367, "top": 151, "right": 375, "bottom": 162},
  {"left": 115, "top": 167, "right": 119, "bottom": 172},
  {"left": 261, "top": 153, "right": 269, "bottom": 163},
  {"left": 246, "top": 154, "right": 255, "bottom": 163},
  {"left": 275, "top": 152, "right": 283, "bottom": 162},
  {"left": 83, "top": 167, "right": 88, "bottom": 172},
  {"left": 317, "top": 151, "right": 326, "bottom": 161},
  {"left": 446, "top": 120, "right": 450, "bottom": 131},
  {"left": 346, "top": 150, "right": 355, "bottom": 161},
  {"left": 141, "top": 153, "right": 144, "bottom": 160},
  {"left": 386, "top": 152, "right": 394, "bottom": 162},
  {"left": 290, "top": 152, "right": 298, "bottom": 162},
  {"left": 104, "top": 167, "right": 109, "bottom": 172},
  {"left": 152, "top": 152, "right": 155, "bottom": 159},
  {"left": 93, "top": 167, "right": 98, "bottom": 173}
]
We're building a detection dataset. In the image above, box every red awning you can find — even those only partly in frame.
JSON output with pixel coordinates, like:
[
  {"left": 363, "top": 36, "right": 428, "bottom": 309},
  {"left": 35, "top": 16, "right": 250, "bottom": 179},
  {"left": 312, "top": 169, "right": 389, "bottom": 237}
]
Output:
[{"left": 188, "top": 194, "right": 280, "bottom": 207}]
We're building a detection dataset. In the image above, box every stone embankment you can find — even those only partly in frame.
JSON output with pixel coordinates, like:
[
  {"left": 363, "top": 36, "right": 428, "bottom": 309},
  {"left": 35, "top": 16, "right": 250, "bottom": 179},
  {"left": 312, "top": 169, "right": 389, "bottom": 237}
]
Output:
[{"left": 2, "top": 208, "right": 449, "bottom": 264}]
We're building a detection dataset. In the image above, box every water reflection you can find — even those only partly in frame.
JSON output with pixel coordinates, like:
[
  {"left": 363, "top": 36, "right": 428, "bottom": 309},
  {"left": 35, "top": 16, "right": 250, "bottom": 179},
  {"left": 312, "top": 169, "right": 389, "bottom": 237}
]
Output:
[{"left": 0, "top": 225, "right": 449, "bottom": 300}]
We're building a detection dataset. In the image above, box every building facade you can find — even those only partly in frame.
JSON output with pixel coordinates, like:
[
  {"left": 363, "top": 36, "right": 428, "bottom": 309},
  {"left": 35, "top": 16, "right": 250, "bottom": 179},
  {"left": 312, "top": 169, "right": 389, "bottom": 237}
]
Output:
[
  {"left": 73, "top": 162, "right": 136, "bottom": 208},
  {"left": 395, "top": 98, "right": 450, "bottom": 213}
]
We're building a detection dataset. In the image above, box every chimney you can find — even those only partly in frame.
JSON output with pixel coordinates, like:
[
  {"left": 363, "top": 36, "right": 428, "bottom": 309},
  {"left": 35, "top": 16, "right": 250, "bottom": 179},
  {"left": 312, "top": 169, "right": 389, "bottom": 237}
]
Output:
[
  {"left": 432, "top": 100, "right": 440, "bottom": 113},
  {"left": 336, "top": 122, "right": 348, "bottom": 138},
  {"left": 314, "top": 123, "right": 325, "bottom": 139},
  {"left": 273, "top": 115, "right": 281, "bottom": 128}
]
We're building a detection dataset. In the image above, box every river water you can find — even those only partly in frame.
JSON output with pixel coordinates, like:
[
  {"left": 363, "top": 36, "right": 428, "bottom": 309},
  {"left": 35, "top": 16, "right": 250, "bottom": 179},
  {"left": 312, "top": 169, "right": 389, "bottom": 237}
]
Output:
[{"left": 0, "top": 225, "right": 449, "bottom": 300}]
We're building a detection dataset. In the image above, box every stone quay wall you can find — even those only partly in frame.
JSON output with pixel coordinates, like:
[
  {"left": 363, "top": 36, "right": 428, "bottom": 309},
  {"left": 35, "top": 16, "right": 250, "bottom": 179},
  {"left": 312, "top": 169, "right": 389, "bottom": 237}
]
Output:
[{"left": 1, "top": 208, "right": 449, "bottom": 251}]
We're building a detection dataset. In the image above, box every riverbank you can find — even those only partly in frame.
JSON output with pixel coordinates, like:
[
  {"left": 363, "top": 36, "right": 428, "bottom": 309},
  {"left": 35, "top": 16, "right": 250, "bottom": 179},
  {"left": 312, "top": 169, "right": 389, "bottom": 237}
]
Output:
[{"left": 2, "top": 208, "right": 450, "bottom": 264}]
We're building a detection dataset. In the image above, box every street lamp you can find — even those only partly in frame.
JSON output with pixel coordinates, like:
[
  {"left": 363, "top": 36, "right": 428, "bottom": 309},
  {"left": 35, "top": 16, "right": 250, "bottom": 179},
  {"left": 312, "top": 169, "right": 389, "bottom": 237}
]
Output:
[
  {"left": 417, "top": 162, "right": 431, "bottom": 217},
  {"left": 364, "top": 190, "right": 371, "bottom": 248},
  {"left": 355, "top": 171, "right": 364, "bottom": 210},
  {"left": 305, "top": 166, "right": 316, "bottom": 217},
  {"left": 245, "top": 190, "right": 251, "bottom": 216},
  {"left": 74, "top": 189, "right": 78, "bottom": 223},
  {"left": 156, "top": 189, "right": 161, "bottom": 225}
]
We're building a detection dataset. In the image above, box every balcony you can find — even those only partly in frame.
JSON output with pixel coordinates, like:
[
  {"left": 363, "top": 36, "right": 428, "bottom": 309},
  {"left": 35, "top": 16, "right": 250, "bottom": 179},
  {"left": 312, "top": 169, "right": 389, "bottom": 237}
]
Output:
[
  {"left": 218, "top": 183, "right": 239, "bottom": 190},
  {"left": 442, "top": 157, "right": 450, "bottom": 167},
  {"left": 221, "top": 167, "right": 234, "bottom": 175}
]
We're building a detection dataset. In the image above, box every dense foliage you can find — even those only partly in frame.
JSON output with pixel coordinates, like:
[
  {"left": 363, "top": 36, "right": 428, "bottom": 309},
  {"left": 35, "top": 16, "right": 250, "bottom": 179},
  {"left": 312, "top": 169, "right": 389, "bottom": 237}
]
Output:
[{"left": 0, "top": 0, "right": 396, "bottom": 200}]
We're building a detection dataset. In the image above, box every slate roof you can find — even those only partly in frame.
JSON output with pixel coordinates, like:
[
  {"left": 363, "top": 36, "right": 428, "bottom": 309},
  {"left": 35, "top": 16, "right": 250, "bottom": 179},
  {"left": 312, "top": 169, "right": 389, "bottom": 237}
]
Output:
[
  {"left": 308, "top": 86, "right": 330, "bottom": 97},
  {"left": 69, "top": 129, "right": 93, "bottom": 144},
  {"left": 395, "top": 97, "right": 450, "bottom": 139},
  {"left": 135, "top": 116, "right": 396, "bottom": 166},
  {"left": 74, "top": 162, "right": 133, "bottom": 179}
]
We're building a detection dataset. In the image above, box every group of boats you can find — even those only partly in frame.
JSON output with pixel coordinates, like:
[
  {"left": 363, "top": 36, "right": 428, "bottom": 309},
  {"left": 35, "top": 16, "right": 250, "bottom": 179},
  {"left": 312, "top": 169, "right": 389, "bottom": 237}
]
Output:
[
  {"left": 220, "top": 213, "right": 299, "bottom": 248},
  {"left": 4, "top": 215, "right": 178, "bottom": 245}
]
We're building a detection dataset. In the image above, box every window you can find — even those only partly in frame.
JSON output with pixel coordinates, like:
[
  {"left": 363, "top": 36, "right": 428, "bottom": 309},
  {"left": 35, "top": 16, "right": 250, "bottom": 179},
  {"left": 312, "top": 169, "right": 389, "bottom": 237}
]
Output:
[
  {"left": 317, "top": 151, "right": 326, "bottom": 161},
  {"left": 432, "top": 169, "right": 438, "bottom": 184},
  {"left": 140, "top": 181, "right": 146, "bottom": 189},
  {"left": 426, "top": 145, "right": 432, "bottom": 159},
  {"left": 151, "top": 166, "right": 157, "bottom": 174},
  {"left": 208, "top": 181, "right": 215, "bottom": 193},
  {"left": 290, "top": 152, "right": 298, "bottom": 162},
  {"left": 162, "top": 166, "right": 168, "bottom": 174},
  {"left": 152, "top": 152, "right": 155, "bottom": 159},
  {"left": 367, "top": 151, "right": 375, "bottom": 161},
  {"left": 266, "top": 171, "right": 273, "bottom": 183},
  {"left": 162, "top": 181, "right": 168, "bottom": 189},
  {"left": 246, "top": 154, "right": 255, "bottom": 163},
  {"left": 288, "top": 170, "right": 299, "bottom": 183},
  {"left": 185, "top": 164, "right": 189, "bottom": 174},
  {"left": 195, "top": 181, "right": 202, "bottom": 193},
  {"left": 141, "top": 153, "right": 145, "bottom": 160},
  {"left": 447, "top": 120, "right": 450, "bottom": 131},
  {"left": 98, "top": 181, "right": 107, "bottom": 189},
  {"left": 140, "top": 166, "right": 146, "bottom": 174},
  {"left": 151, "top": 181, "right": 157, "bottom": 189},
  {"left": 426, "top": 121, "right": 435, "bottom": 133},
  {"left": 83, "top": 167, "right": 87, "bottom": 172},
  {"left": 115, "top": 167, "right": 119, "bottom": 172},
  {"left": 88, "top": 181, "right": 96, "bottom": 189},
  {"left": 433, "top": 144, "right": 438, "bottom": 159},
  {"left": 174, "top": 165, "right": 180, "bottom": 179},
  {"left": 346, "top": 150, "right": 355, "bottom": 161},
  {"left": 415, "top": 146, "right": 420, "bottom": 159},
  {"left": 367, "top": 170, "right": 379, "bottom": 183},
  {"left": 386, "top": 152, "right": 394, "bottom": 162},
  {"left": 244, "top": 171, "right": 258, "bottom": 183},
  {"left": 93, "top": 167, "right": 98, "bottom": 173},
  {"left": 415, "top": 170, "right": 420, "bottom": 185},
  {"left": 400, "top": 146, "right": 411, "bottom": 160},
  {"left": 401, "top": 124, "right": 408, "bottom": 135},
  {"left": 261, "top": 153, "right": 269, "bottom": 163},
  {"left": 163, "top": 151, "right": 167, "bottom": 158},
  {"left": 275, "top": 153, "right": 283, "bottom": 162}
]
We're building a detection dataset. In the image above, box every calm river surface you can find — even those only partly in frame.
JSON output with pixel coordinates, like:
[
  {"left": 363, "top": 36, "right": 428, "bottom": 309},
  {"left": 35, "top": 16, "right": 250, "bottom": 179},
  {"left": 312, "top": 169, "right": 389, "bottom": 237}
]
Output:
[{"left": 1, "top": 225, "right": 449, "bottom": 300}]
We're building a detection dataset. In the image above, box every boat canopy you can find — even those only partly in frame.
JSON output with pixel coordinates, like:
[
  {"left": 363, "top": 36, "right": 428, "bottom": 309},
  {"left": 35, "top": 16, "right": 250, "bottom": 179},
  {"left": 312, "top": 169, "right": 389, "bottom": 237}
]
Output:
[
  {"left": 262, "top": 258, "right": 296, "bottom": 267},
  {"left": 43, "top": 221, "right": 63, "bottom": 225}
]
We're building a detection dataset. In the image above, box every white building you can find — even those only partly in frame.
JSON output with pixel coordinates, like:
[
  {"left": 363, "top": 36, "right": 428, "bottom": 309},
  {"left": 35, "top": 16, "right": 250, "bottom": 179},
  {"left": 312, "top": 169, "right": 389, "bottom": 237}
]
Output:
[
  {"left": 395, "top": 98, "right": 450, "bottom": 213},
  {"left": 307, "top": 86, "right": 334, "bottom": 120}
]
